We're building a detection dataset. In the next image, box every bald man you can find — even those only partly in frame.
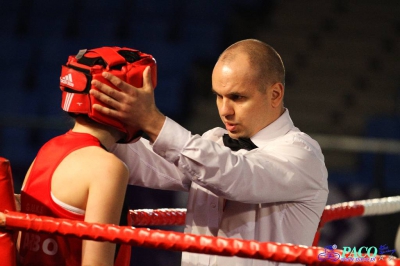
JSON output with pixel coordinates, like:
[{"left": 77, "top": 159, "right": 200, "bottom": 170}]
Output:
[{"left": 90, "top": 39, "right": 329, "bottom": 266}]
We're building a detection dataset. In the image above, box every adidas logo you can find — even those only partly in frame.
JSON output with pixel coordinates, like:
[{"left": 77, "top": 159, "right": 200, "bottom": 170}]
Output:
[
  {"left": 60, "top": 73, "right": 74, "bottom": 87},
  {"left": 63, "top": 92, "right": 74, "bottom": 111}
]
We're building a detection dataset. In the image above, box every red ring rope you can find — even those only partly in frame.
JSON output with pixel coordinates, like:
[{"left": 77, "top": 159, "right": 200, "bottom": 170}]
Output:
[
  {"left": 129, "top": 208, "right": 186, "bottom": 226},
  {"left": 129, "top": 196, "right": 400, "bottom": 228},
  {"left": 128, "top": 196, "right": 400, "bottom": 246},
  {"left": 1, "top": 211, "right": 398, "bottom": 266}
]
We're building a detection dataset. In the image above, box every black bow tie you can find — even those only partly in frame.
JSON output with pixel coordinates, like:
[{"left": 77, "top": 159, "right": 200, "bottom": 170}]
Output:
[{"left": 223, "top": 134, "right": 258, "bottom": 151}]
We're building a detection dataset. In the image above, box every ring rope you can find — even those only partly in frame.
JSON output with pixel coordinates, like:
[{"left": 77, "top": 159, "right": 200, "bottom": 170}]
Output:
[
  {"left": 1, "top": 211, "right": 398, "bottom": 266},
  {"left": 319, "top": 195, "right": 400, "bottom": 228},
  {"left": 129, "top": 208, "right": 186, "bottom": 226},
  {"left": 129, "top": 196, "right": 400, "bottom": 248},
  {"left": 129, "top": 196, "right": 400, "bottom": 228}
]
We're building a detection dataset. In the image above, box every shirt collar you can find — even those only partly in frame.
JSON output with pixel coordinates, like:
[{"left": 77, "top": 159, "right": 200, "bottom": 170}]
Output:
[{"left": 250, "top": 108, "right": 294, "bottom": 147}]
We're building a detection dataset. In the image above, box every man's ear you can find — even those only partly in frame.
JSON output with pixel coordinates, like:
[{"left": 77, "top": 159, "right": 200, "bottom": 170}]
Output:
[{"left": 270, "top": 83, "right": 284, "bottom": 108}]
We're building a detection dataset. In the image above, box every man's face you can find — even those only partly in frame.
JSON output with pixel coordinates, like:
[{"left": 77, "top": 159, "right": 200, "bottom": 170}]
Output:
[{"left": 212, "top": 54, "right": 278, "bottom": 139}]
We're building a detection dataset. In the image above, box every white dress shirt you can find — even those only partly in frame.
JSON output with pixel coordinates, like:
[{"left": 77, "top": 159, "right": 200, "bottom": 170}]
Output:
[{"left": 112, "top": 109, "right": 329, "bottom": 266}]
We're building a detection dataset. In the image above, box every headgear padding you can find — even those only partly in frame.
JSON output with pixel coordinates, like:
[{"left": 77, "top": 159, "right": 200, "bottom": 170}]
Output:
[{"left": 60, "top": 46, "right": 157, "bottom": 143}]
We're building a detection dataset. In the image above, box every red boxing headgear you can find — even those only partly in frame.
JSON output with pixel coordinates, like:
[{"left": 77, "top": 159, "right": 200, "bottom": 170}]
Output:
[{"left": 60, "top": 46, "right": 157, "bottom": 143}]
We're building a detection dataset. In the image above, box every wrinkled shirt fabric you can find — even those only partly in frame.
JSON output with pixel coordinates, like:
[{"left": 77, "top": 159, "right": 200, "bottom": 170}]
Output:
[{"left": 112, "top": 109, "right": 329, "bottom": 266}]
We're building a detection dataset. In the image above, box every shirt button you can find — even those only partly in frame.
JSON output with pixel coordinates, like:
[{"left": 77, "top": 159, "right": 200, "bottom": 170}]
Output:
[{"left": 211, "top": 203, "right": 216, "bottom": 208}]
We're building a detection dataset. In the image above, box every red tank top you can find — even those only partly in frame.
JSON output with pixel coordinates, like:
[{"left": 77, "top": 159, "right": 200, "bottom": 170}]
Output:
[{"left": 20, "top": 130, "right": 130, "bottom": 266}]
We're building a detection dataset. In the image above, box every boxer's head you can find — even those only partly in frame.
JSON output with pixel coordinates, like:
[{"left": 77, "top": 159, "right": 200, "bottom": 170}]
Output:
[{"left": 60, "top": 46, "right": 157, "bottom": 143}]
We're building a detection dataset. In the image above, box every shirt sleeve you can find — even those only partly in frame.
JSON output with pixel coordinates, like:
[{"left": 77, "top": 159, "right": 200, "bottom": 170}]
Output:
[
  {"left": 111, "top": 137, "right": 191, "bottom": 192},
  {"left": 153, "top": 117, "right": 328, "bottom": 204}
]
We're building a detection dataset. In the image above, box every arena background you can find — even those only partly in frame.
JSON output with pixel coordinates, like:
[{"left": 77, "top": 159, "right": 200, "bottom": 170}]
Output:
[{"left": 0, "top": 0, "right": 399, "bottom": 265}]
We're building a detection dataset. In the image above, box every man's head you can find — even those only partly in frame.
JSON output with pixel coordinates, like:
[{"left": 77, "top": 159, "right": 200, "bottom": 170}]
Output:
[
  {"left": 59, "top": 46, "right": 157, "bottom": 143},
  {"left": 212, "top": 39, "right": 285, "bottom": 139}
]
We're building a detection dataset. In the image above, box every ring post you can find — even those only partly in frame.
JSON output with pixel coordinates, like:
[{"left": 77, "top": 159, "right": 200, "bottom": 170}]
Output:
[{"left": 0, "top": 157, "right": 17, "bottom": 266}]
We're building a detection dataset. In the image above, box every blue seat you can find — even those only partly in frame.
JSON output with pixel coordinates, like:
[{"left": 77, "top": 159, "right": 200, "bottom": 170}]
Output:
[
  {"left": 73, "top": 0, "right": 125, "bottom": 41},
  {"left": 19, "top": 0, "right": 74, "bottom": 38},
  {"left": 29, "top": 63, "right": 64, "bottom": 117},
  {"left": 180, "top": 21, "right": 224, "bottom": 60},
  {"left": 81, "top": 0, "right": 124, "bottom": 15},
  {"left": 360, "top": 115, "right": 400, "bottom": 193},
  {"left": 1, "top": 0, "right": 23, "bottom": 13},
  {"left": 0, "top": 0, "right": 23, "bottom": 36},
  {"left": 0, "top": 36, "right": 33, "bottom": 70},
  {"left": 181, "top": 0, "right": 230, "bottom": 23},
  {"left": 131, "top": 0, "right": 178, "bottom": 21},
  {"left": 0, "top": 128, "right": 37, "bottom": 166},
  {"left": 129, "top": 19, "right": 172, "bottom": 42},
  {"left": 0, "top": 63, "right": 42, "bottom": 117},
  {"left": 327, "top": 170, "right": 370, "bottom": 188},
  {"left": 0, "top": 68, "right": 26, "bottom": 114},
  {"left": 27, "top": 16, "right": 70, "bottom": 39},
  {"left": 0, "top": 10, "right": 20, "bottom": 36},
  {"left": 132, "top": 39, "right": 194, "bottom": 76},
  {"left": 76, "top": 18, "right": 120, "bottom": 42},
  {"left": 155, "top": 75, "right": 186, "bottom": 120}
]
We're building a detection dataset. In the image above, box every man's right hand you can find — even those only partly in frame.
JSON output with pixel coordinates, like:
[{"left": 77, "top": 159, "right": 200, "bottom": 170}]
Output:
[{"left": 90, "top": 67, "right": 166, "bottom": 142}]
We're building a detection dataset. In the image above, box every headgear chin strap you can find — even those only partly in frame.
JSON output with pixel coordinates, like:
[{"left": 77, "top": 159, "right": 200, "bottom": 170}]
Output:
[{"left": 60, "top": 46, "right": 157, "bottom": 143}]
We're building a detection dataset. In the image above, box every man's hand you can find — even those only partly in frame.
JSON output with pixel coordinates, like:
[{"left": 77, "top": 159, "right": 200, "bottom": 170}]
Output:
[{"left": 90, "top": 66, "right": 165, "bottom": 142}]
